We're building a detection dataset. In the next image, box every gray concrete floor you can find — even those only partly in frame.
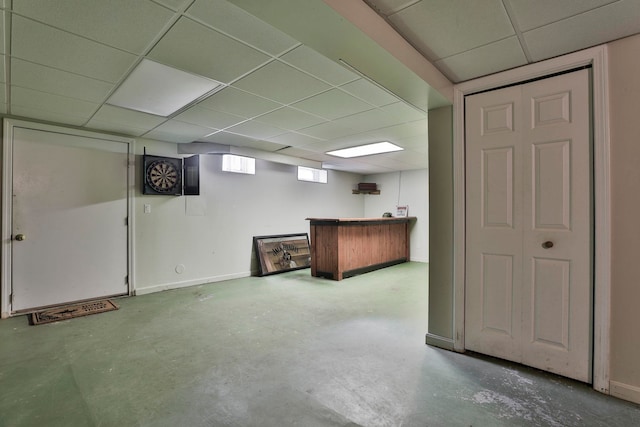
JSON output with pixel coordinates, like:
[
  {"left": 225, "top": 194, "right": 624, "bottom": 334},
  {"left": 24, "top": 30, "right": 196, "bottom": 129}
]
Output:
[{"left": 1, "top": 262, "right": 639, "bottom": 426}]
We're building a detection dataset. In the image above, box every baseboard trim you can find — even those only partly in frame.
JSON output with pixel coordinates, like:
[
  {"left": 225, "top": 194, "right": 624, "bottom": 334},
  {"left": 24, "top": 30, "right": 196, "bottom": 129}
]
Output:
[
  {"left": 425, "top": 333, "right": 455, "bottom": 350},
  {"left": 610, "top": 381, "right": 640, "bottom": 404},
  {"left": 134, "top": 271, "right": 251, "bottom": 296}
]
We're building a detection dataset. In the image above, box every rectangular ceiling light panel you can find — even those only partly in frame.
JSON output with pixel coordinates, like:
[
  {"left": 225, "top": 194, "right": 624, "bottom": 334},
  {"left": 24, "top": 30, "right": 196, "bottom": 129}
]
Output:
[
  {"left": 107, "top": 59, "right": 221, "bottom": 116},
  {"left": 326, "top": 141, "right": 403, "bottom": 158}
]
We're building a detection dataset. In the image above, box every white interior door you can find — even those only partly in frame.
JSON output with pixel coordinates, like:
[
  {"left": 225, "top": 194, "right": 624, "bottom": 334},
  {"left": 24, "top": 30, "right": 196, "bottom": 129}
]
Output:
[
  {"left": 465, "top": 84, "right": 524, "bottom": 363},
  {"left": 465, "top": 69, "right": 592, "bottom": 382},
  {"left": 11, "top": 127, "right": 129, "bottom": 311}
]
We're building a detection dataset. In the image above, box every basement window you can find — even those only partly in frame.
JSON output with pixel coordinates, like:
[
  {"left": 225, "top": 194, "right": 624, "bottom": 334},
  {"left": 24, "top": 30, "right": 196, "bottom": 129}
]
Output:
[
  {"left": 297, "top": 166, "right": 327, "bottom": 184},
  {"left": 222, "top": 154, "right": 255, "bottom": 175}
]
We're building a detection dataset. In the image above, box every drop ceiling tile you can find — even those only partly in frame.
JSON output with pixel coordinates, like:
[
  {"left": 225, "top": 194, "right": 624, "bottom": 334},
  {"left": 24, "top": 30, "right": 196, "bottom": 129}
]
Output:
[
  {"left": 389, "top": 0, "right": 514, "bottom": 60},
  {"left": 145, "top": 120, "right": 215, "bottom": 143},
  {"left": 106, "top": 58, "right": 224, "bottom": 116},
  {"left": 332, "top": 108, "right": 401, "bottom": 134},
  {"left": 381, "top": 102, "right": 427, "bottom": 122},
  {"left": 0, "top": 10, "right": 4, "bottom": 54},
  {"left": 323, "top": 158, "right": 392, "bottom": 174},
  {"left": 151, "top": 0, "right": 192, "bottom": 11},
  {"left": 292, "top": 89, "right": 373, "bottom": 120},
  {"left": 292, "top": 143, "right": 332, "bottom": 156},
  {"left": 393, "top": 134, "right": 428, "bottom": 153},
  {"left": 199, "top": 87, "right": 281, "bottom": 117},
  {"left": 231, "top": 139, "right": 287, "bottom": 152},
  {"left": 435, "top": 36, "right": 527, "bottom": 82},
  {"left": 280, "top": 45, "right": 359, "bottom": 86},
  {"left": 87, "top": 105, "right": 166, "bottom": 132},
  {"left": 339, "top": 78, "right": 399, "bottom": 107},
  {"left": 523, "top": 0, "right": 640, "bottom": 62},
  {"left": 266, "top": 131, "right": 325, "bottom": 147},
  {"left": 391, "top": 132, "right": 429, "bottom": 152},
  {"left": 297, "top": 121, "right": 357, "bottom": 140},
  {"left": 277, "top": 146, "right": 333, "bottom": 162},
  {"left": 354, "top": 149, "right": 414, "bottom": 166},
  {"left": 174, "top": 105, "right": 244, "bottom": 130},
  {"left": 372, "top": 120, "right": 428, "bottom": 141},
  {"left": 12, "top": 16, "right": 137, "bottom": 83},
  {"left": 12, "top": 59, "right": 113, "bottom": 102},
  {"left": 11, "top": 106, "right": 87, "bottom": 126},
  {"left": 382, "top": 149, "right": 428, "bottom": 167},
  {"left": 506, "top": 0, "right": 617, "bottom": 32},
  {"left": 366, "top": 0, "right": 422, "bottom": 15},
  {"left": 12, "top": 86, "right": 99, "bottom": 120},
  {"left": 148, "top": 17, "right": 270, "bottom": 83},
  {"left": 13, "top": 0, "right": 175, "bottom": 54},
  {"left": 11, "top": 105, "right": 89, "bottom": 126},
  {"left": 324, "top": 132, "right": 386, "bottom": 148},
  {"left": 233, "top": 61, "right": 330, "bottom": 104},
  {"left": 255, "top": 107, "right": 326, "bottom": 131},
  {"left": 200, "top": 130, "right": 265, "bottom": 148},
  {"left": 187, "top": 0, "right": 298, "bottom": 56},
  {"left": 85, "top": 121, "right": 150, "bottom": 137},
  {"left": 225, "top": 120, "right": 286, "bottom": 140}
]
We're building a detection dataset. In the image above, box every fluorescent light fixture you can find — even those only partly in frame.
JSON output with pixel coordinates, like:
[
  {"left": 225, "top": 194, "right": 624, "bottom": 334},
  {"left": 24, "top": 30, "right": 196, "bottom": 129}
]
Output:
[
  {"left": 326, "top": 141, "right": 403, "bottom": 158},
  {"left": 298, "top": 166, "right": 327, "bottom": 183},
  {"left": 107, "top": 59, "right": 221, "bottom": 116},
  {"left": 222, "top": 154, "right": 255, "bottom": 175}
]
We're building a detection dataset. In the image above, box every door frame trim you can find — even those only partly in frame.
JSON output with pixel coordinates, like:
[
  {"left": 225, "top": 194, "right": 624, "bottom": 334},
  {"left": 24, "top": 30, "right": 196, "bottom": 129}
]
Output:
[
  {"left": 452, "top": 45, "right": 611, "bottom": 393},
  {"left": 1, "top": 119, "right": 135, "bottom": 318}
]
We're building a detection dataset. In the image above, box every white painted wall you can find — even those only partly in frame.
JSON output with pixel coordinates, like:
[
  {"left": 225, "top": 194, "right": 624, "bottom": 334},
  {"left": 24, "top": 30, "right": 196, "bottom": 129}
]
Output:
[
  {"left": 363, "top": 169, "right": 429, "bottom": 262},
  {"left": 426, "top": 106, "right": 453, "bottom": 346},
  {"left": 607, "top": 33, "right": 640, "bottom": 404},
  {"left": 134, "top": 139, "right": 364, "bottom": 294},
  {"left": 3, "top": 125, "right": 428, "bottom": 300}
]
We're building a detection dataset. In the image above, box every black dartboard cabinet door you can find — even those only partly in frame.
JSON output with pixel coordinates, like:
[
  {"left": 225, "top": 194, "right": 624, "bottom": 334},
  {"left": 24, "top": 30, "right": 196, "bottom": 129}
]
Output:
[{"left": 143, "top": 154, "right": 199, "bottom": 196}]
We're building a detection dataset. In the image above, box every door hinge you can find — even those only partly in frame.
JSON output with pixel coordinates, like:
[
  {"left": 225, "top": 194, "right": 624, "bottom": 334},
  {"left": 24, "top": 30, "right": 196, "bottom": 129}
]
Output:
[
  {"left": 125, "top": 217, "right": 128, "bottom": 226},
  {"left": 125, "top": 275, "right": 129, "bottom": 285},
  {"left": 9, "top": 293, "right": 12, "bottom": 304}
]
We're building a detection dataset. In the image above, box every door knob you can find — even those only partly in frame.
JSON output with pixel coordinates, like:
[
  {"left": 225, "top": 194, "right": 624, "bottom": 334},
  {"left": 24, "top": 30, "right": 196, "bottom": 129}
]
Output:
[
  {"left": 541, "top": 241, "right": 554, "bottom": 249},
  {"left": 15, "top": 233, "right": 26, "bottom": 241}
]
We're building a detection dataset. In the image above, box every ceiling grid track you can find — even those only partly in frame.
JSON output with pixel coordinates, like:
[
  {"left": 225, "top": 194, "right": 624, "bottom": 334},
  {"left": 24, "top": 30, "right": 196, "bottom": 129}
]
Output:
[
  {"left": 3, "top": 0, "right": 637, "bottom": 173},
  {"left": 500, "top": 0, "right": 533, "bottom": 63}
]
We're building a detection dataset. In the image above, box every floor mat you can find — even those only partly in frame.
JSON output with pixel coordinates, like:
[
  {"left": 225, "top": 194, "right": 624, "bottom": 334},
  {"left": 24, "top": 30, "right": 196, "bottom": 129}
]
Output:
[{"left": 30, "top": 299, "right": 118, "bottom": 325}]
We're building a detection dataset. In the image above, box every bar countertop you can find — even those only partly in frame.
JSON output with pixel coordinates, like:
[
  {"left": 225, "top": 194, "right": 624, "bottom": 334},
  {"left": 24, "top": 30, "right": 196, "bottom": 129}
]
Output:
[{"left": 306, "top": 217, "right": 416, "bottom": 225}]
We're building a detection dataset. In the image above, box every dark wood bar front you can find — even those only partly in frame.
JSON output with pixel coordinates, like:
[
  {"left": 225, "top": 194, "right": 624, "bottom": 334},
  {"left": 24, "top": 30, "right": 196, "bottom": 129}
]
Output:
[{"left": 306, "top": 217, "right": 415, "bottom": 280}]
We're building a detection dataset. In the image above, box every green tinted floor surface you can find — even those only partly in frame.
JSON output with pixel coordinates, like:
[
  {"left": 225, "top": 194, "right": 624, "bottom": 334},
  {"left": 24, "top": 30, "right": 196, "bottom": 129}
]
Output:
[{"left": 1, "top": 262, "right": 639, "bottom": 426}]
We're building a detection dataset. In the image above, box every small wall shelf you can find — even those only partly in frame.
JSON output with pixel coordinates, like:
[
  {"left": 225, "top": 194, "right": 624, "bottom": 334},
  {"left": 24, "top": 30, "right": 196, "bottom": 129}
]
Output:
[{"left": 352, "top": 189, "right": 380, "bottom": 195}]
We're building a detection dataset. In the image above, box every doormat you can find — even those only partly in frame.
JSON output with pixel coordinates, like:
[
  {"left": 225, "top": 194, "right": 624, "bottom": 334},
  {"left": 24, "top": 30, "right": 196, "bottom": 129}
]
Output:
[{"left": 30, "top": 299, "right": 118, "bottom": 325}]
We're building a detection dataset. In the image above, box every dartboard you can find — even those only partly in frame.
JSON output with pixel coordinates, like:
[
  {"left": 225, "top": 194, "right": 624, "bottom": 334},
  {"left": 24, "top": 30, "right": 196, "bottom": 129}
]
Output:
[{"left": 145, "top": 158, "right": 181, "bottom": 194}]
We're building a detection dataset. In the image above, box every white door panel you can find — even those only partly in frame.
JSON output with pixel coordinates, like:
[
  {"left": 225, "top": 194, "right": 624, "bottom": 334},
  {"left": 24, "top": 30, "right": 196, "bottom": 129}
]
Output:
[
  {"left": 11, "top": 127, "right": 129, "bottom": 311},
  {"left": 465, "top": 69, "right": 592, "bottom": 382},
  {"left": 521, "top": 70, "right": 592, "bottom": 382},
  {"left": 465, "top": 85, "right": 523, "bottom": 362}
]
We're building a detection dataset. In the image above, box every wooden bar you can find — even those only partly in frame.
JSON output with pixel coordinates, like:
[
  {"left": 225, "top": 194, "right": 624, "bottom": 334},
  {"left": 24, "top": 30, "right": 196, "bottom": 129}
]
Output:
[{"left": 306, "top": 217, "right": 415, "bottom": 280}]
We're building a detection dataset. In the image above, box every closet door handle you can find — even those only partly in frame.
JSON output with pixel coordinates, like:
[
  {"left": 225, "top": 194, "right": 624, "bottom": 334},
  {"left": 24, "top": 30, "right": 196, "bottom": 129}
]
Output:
[{"left": 541, "top": 241, "right": 554, "bottom": 249}]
